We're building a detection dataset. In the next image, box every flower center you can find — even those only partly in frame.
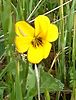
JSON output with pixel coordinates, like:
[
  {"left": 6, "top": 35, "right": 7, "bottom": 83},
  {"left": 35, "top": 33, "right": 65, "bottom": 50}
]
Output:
[{"left": 31, "top": 37, "right": 43, "bottom": 47}]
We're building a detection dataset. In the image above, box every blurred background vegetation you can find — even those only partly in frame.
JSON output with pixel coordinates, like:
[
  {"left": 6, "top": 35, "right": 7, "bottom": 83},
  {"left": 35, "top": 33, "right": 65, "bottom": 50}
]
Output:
[{"left": 0, "top": 0, "right": 76, "bottom": 100}]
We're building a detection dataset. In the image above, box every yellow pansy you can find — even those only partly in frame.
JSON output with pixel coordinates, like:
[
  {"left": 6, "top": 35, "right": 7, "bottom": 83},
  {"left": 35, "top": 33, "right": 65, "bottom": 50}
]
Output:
[{"left": 15, "top": 15, "right": 58, "bottom": 63}]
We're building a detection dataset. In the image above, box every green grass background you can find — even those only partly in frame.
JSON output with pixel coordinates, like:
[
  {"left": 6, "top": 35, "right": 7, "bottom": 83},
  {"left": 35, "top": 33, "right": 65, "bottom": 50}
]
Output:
[{"left": 0, "top": 0, "right": 76, "bottom": 100}]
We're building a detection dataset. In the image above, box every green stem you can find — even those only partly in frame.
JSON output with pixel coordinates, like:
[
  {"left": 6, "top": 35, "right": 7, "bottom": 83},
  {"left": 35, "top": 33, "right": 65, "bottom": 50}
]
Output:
[
  {"left": 59, "top": 0, "right": 66, "bottom": 82},
  {"left": 71, "top": 13, "right": 76, "bottom": 100},
  {"left": 35, "top": 64, "right": 40, "bottom": 100},
  {"left": 22, "top": 59, "right": 29, "bottom": 96},
  {"left": 59, "top": 0, "right": 66, "bottom": 99},
  {"left": 15, "top": 61, "right": 23, "bottom": 100},
  {"left": 44, "top": 90, "right": 50, "bottom": 100},
  {"left": 18, "top": 0, "right": 24, "bottom": 20}
]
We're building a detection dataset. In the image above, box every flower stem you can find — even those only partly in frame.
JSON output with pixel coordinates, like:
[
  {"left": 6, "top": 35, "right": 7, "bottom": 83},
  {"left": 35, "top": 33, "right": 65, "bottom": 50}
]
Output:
[
  {"left": 44, "top": 90, "right": 50, "bottom": 100},
  {"left": 35, "top": 64, "right": 40, "bottom": 100}
]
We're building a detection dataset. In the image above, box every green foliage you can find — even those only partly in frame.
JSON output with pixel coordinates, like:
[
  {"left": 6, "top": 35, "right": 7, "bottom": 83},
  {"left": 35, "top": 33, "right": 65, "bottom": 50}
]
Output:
[
  {"left": 40, "top": 68, "right": 64, "bottom": 92},
  {"left": 0, "top": 0, "right": 76, "bottom": 100},
  {"left": 69, "top": 67, "right": 76, "bottom": 88},
  {"left": 26, "top": 67, "right": 63, "bottom": 100},
  {"left": 0, "top": 82, "right": 6, "bottom": 100}
]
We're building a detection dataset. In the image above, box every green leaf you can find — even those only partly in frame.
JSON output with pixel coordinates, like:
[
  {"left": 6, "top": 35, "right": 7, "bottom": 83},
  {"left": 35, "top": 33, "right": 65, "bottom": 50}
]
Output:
[
  {"left": 26, "top": 67, "right": 64, "bottom": 100},
  {"left": 0, "top": 60, "right": 16, "bottom": 80},
  {"left": 67, "top": 0, "right": 75, "bottom": 33},
  {"left": 0, "top": 82, "right": 7, "bottom": 100},
  {"left": 69, "top": 67, "right": 76, "bottom": 88},
  {"left": 26, "top": 66, "right": 37, "bottom": 100},
  {"left": 1, "top": 0, "right": 11, "bottom": 33},
  {"left": 0, "top": 88, "right": 4, "bottom": 100},
  {"left": 40, "top": 69, "right": 64, "bottom": 92},
  {"left": 20, "top": 60, "right": 29, "bottom": 97}
]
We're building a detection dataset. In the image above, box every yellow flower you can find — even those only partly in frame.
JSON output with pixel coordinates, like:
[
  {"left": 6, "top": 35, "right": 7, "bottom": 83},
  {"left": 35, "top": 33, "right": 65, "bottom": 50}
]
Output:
[{"left": 15, "top": 15, "right": 58, "bottom": 63}]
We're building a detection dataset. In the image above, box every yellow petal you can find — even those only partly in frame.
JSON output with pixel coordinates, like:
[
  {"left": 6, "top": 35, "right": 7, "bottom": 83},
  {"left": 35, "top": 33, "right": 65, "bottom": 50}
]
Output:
[
  {"left": 15, "top": 36, "right": 33, "bottom": 53},
  {"left": 34, "top": 15, "right": 50, "bottom": 38},
  {"left": 43, "top": 41, "right": 52, "bottom": 58},
  {"left": 15, "top": 21, "right": 34, "bottom": 37},
  {"left": 46, "top": 24, "right": 59, "bottom": 42},
  {"left": 27, "top": 45, "right": 43, "bottom": 64}
]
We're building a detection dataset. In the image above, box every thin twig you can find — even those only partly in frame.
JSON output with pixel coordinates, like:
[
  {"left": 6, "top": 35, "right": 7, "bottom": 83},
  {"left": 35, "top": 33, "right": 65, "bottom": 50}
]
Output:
[
  {"left": 53, "top": 10, "right": 76, "bottom": 23},
  {"left": 0, "top": 35, "right": 4, "bottom": 38},
  {"left": 48, "top": 47, "right": 70, "bottom": 73},
  {"left": 0, "top": 51, "right": 6, "bottom": 63},
  {"left": 29, "top": 0, "right": 72, "bottom": 23},
  {"left": 43, "top": 0, "right": 72, "bottom": 16},
  {"left": 26, "top": 0, "right": 43, "bottom": 21}
]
